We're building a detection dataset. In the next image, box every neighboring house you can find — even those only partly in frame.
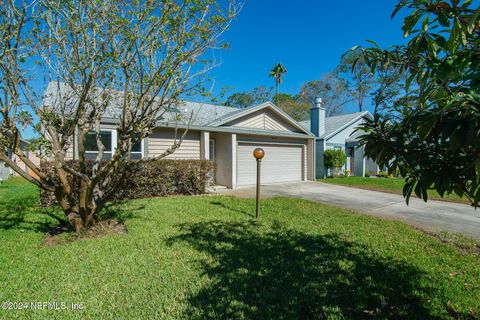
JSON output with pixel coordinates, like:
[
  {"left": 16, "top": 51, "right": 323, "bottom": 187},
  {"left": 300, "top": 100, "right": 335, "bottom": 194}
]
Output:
[
  {"left": 44, "top": 83, "right": 316, "bottom": 189},
  {"left": 0, "top": 140, "right": 41, "bottom": 181},
  {"left": 299, "top": 98, "right": 378, "bottom": 178}
]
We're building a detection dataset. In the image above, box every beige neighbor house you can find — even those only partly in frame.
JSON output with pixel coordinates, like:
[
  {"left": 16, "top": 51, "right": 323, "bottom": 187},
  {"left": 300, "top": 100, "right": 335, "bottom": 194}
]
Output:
[
  {"left": 1, "top": 140, "right": 41, "bottom": 181},
  {"left": 44, "top": 83, "right": 316, "bottom": 189}
]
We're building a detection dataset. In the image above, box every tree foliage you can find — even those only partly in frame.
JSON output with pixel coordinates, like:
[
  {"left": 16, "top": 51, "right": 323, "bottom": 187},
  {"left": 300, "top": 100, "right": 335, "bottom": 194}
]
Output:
[
  {"left": 324, "top": 149, "right": 346, "bottom": 176},
  {"left": 269, "top": 63, "right": 287, "bottom": 103},
  {"left": 299, "top": 73, "right": 352, "bottom": 116},
  {"left": 0, "top": 0, "right": 239, "bottom": 230},
  {"left": 354, "top": 0, "right": 480, "bottom": 206},
  {"left": 275, "top": 93, "right": 310, "bottom": 121},
  {"left": 224, "top": 86, "right": 273, "bottom": 108},
  {"left": 335, "top": 50, "right": 375, "bottom": 112}
]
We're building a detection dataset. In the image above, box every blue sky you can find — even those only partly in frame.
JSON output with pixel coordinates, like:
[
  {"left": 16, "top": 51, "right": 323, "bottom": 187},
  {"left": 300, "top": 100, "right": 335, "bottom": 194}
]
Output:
[
  {"left": 208, "top": 0, "right": 408, "bottom": 110},
  {"left": 23, "top": 1, "right": 409, "bottom": 139}
]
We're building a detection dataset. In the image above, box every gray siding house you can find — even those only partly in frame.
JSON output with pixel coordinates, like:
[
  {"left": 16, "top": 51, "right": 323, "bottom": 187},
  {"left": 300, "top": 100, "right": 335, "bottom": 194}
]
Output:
[
  {"left": 45, "top": 83, "right": 316, "bottom": 189},
  {"left": 299, "top": 98, "right": 378, "bottom": 178}
]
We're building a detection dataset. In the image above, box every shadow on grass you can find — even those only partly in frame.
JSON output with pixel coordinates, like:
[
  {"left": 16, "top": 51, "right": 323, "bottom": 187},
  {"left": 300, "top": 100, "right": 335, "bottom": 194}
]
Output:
[
  {"left": 210, "top": 201, "right": 254, "bottom": 218},
  {"left": 168, "top": 220, "right": 445, "bottom": 319},
  {"left": 0, "top": 189, "right": 139, "bottom": 235},
  {"left": 0, "top": 186, "right": 69, "bottom": 233}
]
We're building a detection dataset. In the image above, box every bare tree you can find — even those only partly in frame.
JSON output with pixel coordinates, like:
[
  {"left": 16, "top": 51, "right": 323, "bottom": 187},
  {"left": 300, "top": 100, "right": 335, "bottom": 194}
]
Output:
[
  {"left": 298, "top": 73, "right": 353, "bottom": 116},
  {"left": 336, "top": 50, "right": 374, "bottom": 112},
  {"left": 0, "top": 0, "right": 240, "bottom": 231}
]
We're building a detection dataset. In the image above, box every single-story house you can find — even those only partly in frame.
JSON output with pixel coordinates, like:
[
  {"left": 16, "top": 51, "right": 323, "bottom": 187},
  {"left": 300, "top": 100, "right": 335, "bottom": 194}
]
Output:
[
  {"left": 44, "top": 83, "right": 316, "bottom": 189},
  {"left": 299, "top": 98, "right": 378, "bottom": 178}
]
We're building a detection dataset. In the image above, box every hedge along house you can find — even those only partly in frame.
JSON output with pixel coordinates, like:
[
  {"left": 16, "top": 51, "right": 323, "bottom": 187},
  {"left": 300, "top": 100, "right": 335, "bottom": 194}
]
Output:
[
  {"left": 44, "top": 82, "right": 316, "bottom": 189},
  {"left": 299, "top": 98, "right": 378, "bottom": 178}
]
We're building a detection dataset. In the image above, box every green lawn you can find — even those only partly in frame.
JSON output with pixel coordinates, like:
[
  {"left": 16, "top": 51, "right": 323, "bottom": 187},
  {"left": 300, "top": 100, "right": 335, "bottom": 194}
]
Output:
[
  {"left": 0, "top": 178, "right": 479, "bottom": 319},
  {"left": 320, "top": 176, "right": 468, "bottom": 204}
]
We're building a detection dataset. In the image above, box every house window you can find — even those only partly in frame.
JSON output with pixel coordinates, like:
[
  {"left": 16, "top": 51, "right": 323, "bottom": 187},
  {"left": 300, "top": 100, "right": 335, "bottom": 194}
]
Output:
[
  {"left": 209, "top": 139, "right": 215, "bottom": 160},
  {"left": 85, "top": 130, "right": 114, "bottom": 160},
  {"left": 130, "top": 137, "right": 143, "bottom": 160}
]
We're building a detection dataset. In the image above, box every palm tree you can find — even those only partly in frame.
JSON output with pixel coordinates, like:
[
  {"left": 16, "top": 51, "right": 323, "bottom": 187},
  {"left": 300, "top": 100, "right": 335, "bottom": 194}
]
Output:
[{"left": 269, "top": 63, "right": 287, "bottom": 103}]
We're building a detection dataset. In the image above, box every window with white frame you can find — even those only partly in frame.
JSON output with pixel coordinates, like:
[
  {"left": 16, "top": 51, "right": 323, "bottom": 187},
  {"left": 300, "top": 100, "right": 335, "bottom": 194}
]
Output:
[
  {"left": 85, "top": 130, "right": 115, "bottom": 160},
  {"left": 84, "top": 130, "right": 144, "bottom": 160},
  {"left": 130, "top": 136, "right": 144, "bottom": 160}
]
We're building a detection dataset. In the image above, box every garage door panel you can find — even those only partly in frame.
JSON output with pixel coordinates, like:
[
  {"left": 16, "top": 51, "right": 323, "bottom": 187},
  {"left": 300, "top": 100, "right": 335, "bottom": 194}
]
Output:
[{"left": 237, "top": 143, "right": 303, "bottom": 186}]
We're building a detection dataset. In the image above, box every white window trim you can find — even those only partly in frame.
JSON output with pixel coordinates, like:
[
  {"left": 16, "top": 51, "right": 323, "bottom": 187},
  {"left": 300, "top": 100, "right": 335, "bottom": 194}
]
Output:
[
  {"left": 84, "top": 129, "right": 145, "bottom": 159},
  {"left": 130, "top": 138, "right": 144, "bottom": 159},
  {"left": 85, "top": 129, "right": 116, "bottom": 155}
]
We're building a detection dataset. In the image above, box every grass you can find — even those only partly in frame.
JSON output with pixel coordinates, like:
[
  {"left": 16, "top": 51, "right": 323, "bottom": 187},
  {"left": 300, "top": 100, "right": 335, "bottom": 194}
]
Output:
[
  {"left": 0, "top": 177, "right": 479, "bottom": 319},
  {"left": 320, "top": 176, "right": 469, "bottom": 204}
]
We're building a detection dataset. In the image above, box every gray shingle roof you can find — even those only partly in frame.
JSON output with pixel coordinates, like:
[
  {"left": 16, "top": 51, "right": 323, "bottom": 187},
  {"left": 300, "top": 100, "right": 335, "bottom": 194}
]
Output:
[
  {"left": 43, "top": 82, "right": 239, "bottom": 127},
  {"left": 299, "top": 111, "right": 369, "bottom": 139}
]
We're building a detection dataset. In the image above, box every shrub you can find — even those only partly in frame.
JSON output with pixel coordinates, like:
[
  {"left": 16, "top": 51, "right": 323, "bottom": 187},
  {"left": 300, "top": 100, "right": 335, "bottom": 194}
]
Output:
[
  {"left": 377, "top": 171, "right": 389, "bottom": 178},
  {"left": 40, "top": 159, "right": 215, "bottom": 207},
  {"left": 324, "top": 149, "right": 347, "bottom": 177}
]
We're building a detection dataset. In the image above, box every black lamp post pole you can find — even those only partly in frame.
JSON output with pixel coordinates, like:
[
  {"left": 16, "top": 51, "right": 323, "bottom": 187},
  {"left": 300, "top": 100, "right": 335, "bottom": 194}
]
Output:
[
  {"left": 256, "top": 158, "right": 261, "bottom": 219},
  {"left": 252, "top": 147, "right": 265, "bottom": 219}
]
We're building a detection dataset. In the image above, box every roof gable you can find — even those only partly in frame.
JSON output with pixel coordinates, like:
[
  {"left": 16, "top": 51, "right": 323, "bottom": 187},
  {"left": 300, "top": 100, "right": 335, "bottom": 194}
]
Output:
[{"left": 210, "top": 102, "right": 312, "bottom": 135}]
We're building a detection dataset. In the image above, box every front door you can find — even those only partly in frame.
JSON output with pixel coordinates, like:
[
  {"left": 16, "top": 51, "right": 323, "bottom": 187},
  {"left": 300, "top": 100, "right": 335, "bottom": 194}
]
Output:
[{"left": 348, "top": 147, "right": 355, "bottom": 176}]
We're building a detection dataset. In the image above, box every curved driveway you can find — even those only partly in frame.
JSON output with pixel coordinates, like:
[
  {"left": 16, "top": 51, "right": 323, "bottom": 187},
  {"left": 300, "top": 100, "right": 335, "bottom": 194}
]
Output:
[{"left": 216, "top": 181, "right": 480, "bottom": 239}]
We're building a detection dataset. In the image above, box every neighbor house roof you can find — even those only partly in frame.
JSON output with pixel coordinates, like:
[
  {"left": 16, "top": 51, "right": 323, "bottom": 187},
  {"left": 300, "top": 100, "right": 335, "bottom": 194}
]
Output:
[{"left": 299, "top": 111, "right": 371, "bottom": 139}]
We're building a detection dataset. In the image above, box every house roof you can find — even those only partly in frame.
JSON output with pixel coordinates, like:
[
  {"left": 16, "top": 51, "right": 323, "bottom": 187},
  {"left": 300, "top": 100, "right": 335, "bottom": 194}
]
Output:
[
  {"left": 299, "top": 111, "right": 371, "bottom": 139},
  {"left": 345, "top": 129, "right": 367, "bottom": 143},
  {"left": 209, "top": 101, "right": 313, "bottom": 136},
  {"left": 43, "top": 82, "right": 239, "bottom": 127},
  {"left": 43, "top": 82, "right": 312, "bottom": 138}
]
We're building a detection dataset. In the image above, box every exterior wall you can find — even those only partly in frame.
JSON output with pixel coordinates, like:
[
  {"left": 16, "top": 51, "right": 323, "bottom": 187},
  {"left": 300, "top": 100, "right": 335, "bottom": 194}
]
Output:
[
  {"left": 307, "top": 139, "right": 316, "bottom": 180},
  {"left": 236, "top": 134, "right": 314, "bottom": 184},
  {"left": 354, "top": 145, "right": 366, "bottom": 177},
  {"left": 317, "top": 118, "right": 369, "bottom": 177},
  {"left": 213, "top": 132, "right": 314, "bottom": 188},
  {"left": 226, "top": 109, "right": 298, "bottom": 132},
  {"left": 315, "top": 139, "right": 326, "bottom": 179},
  {"left": 148, "top": 128, "right": 201, "bottom": 159},
  {"left": 214, "top": 132, "right": 236, "bottom": 188},
  {"left": 0, "top": 157, "right": 12, "bottom": 180},
  {"left": 327, "top": 119, "right": 364, "bottom": 145},
  {"left": 365, "top": 157, "right": 378, "bottom": 175},
  {"left": 65, "top": 136, "right": 75, "bottom": 160},
  {"left": 1, "top": 147, "right": 41, "bottom": 180},
  {"left": 200, "top": 131, "right": 210, "bottom": 160}
]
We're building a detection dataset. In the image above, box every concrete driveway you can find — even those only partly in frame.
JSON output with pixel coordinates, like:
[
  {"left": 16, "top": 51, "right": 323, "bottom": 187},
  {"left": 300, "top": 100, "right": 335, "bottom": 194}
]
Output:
[{"left": 216, "top": 181, "right": 480, "bottom": 239}]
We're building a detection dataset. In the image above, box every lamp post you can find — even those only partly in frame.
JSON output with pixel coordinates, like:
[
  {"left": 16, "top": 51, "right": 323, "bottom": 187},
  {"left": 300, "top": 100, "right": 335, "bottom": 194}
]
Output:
[{"left": 253, "top": 148, "right": 265, "bottom": 219}]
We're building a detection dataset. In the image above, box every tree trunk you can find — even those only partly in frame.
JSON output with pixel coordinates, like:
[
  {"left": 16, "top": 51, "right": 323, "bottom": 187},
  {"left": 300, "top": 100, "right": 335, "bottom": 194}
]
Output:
[{"left": 359, "top": 90, "right": 364, "bottom": 112}]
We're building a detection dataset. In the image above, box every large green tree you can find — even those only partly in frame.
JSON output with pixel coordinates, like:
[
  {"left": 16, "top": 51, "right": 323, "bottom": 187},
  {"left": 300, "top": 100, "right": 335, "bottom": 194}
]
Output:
[
  {"left": 355, "top": 0, "right": 480, "bottom": 205},
  {"left": 275, "top": 93, "right": 310, "bottom": 121},
  {"left": 0, "top": 0, "right": 239, "bottom": 231},
  {"left": 335, "top": 50, "right": 375, "bottom": 112},
  {"left": 224, "top": 86, "right": 273, "bottom": 108}
]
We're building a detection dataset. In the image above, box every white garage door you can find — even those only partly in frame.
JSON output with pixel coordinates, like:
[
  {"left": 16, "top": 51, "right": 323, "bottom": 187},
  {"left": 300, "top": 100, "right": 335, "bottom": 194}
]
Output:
[{"left": 237, "top": 143, "right": 303, "bottom": 186}]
